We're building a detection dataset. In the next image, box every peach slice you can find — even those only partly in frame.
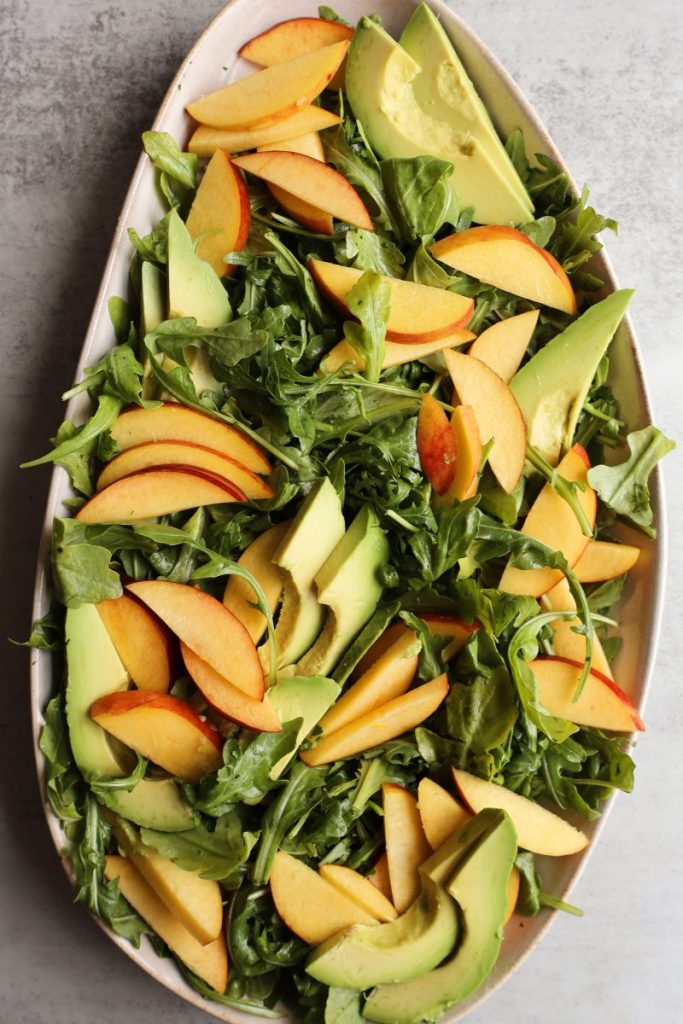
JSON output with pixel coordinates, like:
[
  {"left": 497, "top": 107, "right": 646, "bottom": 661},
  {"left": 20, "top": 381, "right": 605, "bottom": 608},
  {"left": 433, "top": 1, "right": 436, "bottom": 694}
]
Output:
[
  {"left": 430, "top": 226, "right": 577, "bottom": 314},
  {"left": 351, "top": 621, "right": 407, "bottom": 681},
  {"left": 223, "top": 522, "right": 290, "bottom": 644},
  {"left": 97, "top": 593, "right": 177, "bottom": 694},
  {"left": 499, "top": 444, "right": 596, "bottom": 596},
  {"left": 542, "top": 576, "right": 613, "bottom": 678},
  {"left": 105, "top": 856, "right": 227, "bottom": 992},
  {"left": 572, "top": 539, "right": 640, "bottom": 582},
  {"left": 529, "top": 656, "right": 644, "bottom": 732},
  {"left": 319, "top": 331, "right": 475, "bottom": 375},
  {"left": 319, "top": 864, "right": 397, "bottom": 922},
  {"left": 126, "top": 580, "right": 264, "bottom": 699},
  {"left": 75, "top": 466, "right": 244, "bottom": 524},
  {"left": 269, "top": 850, "right": 376, "bottom": 944},
  {"left": 417, "top": 393, "right": 458, "bottom": 496},
  {"left": 300, "top": 675, "right": 448, "bottom": 767},
  {"left": 452, "top": 767, "right": 588, "bottom": 856},
  {"left": 186, "top": 41, "right": 349, "bottom": 129},
  {"left": 367, "top": 851, "right": 393, "bottom": 902},
  {"left": 239, "top": 18, "right": 353, "bottom": 93},
  {"left": 309, "top": 260, "right": 474, "bottom": 344},
  {"left": 505, "top": 867, "right": 521, "bottom": 925},
  {"left": 233, "top": 151, "right": 373, "bottom": 232},
  {"left": 185, "top": 149, "right": 250, "bottom": 278},
  {"left": 182, "top": 643, "right": 281, "bottom": 732},
  {"left": 443, "top": 350, "right": 526, "bottom": 494},
  {"left": 110, "top": 403, "right": 270, "bottom": 474},
  {"left": 432, "top": 404, "right": 482, "bottom": 508},
  {"left": 468, "top": 309, "right": 539, "bottom": 383},
  {"left": 91, "top": 691, "right": 222, "bottom": 782},
  {"left": 317, "top": 628, "right": 419, "bottom": 737},
  {"left": 382, "top": 784, "right": 432, "bottom": 914},
  {"left": 420, "top": 614, "right": 479, "bottom": 661},
  {"left": 96, "top": 440, "right": 273, "bottom": 500},
  {"left": 418, "top": 778, "right": 471, "bottom": 851},
  {"left": 257, "top": 131, "right": 334, "bottom": 235},
  {"left": 188, "top": 107, "right": 341, "bottom": 157}
]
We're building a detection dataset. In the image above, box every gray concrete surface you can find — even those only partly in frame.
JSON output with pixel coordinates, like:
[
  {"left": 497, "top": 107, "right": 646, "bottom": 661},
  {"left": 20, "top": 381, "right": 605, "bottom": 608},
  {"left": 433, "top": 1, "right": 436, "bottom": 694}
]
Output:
[{"left": 1, "top": 1, "right": 682, "bottom": 1022}]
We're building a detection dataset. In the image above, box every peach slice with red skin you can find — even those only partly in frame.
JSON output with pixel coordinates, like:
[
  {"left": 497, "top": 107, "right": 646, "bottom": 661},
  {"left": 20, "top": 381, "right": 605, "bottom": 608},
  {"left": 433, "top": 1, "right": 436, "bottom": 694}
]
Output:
[
  {"left": 308, "top": 260, "right": 474, "bottom": 344},
  {"left": 258, "top": 131, "right": 334, "bottom": 235},
  {"left": 96, "top": 440, "right": 273, "bottom": 500},
  {"left": 352, "top": 615, "right": 476, "bottom": 681},
  {"left": 91, "top": 691, "right": 222, "bottom": 782},
  {"left": 430, "top": 226, "right": 577, "bottom": 315},
  {"left": 233, "top": 151, "right": 373, "bottom": 232},
  {"left": 97, "top": 593, "right": 178, "bottom": 693},
  {"left": 181, "top": 643, "right": 281, "bottom": 733},
  {"left": 75, "top": 466, "right": 245, "bottom": 524},
  {"left": 432, "top": 404, "right": 482, "bottom": 507},
  {"left": 239, "top": 17, "right": 353, "bottom": 92},
  {"left": 417, "top": 393, "right": 458, "bottom": 495},
  {"left": 109, "top": 403, "right": 270, "bottom": 474},
  {"left": 499, "top": 443, "right": 596, "bottom": 597},
  {"left": 572, "top": 539, "right": 641, "bottom": 582},
  {"left": 188, "top": 107, "right": 341, "bottom": 157},
  {"left": 126, "top": 580, "right": 265, "bottom": 700},
  {"left": 542, "top": 576, "right": 614, "bottom": 678},
  {"left": 186, "top": 41, "right": 350, "bottom": 129},
  {"left": 319, "top": 330, "right": 475, "bottom": 375},
  {"left": 382, "top": 783, "right": 432, "bottom": 914},
  {"left": 529, "top": 656, "right": 644, "bottom": 732},
  {"left": 185, "top": 149, "right": 250, "bottom": 278},
  {"left": 223, "top": 521, "right": 290, "bottom": 644}
]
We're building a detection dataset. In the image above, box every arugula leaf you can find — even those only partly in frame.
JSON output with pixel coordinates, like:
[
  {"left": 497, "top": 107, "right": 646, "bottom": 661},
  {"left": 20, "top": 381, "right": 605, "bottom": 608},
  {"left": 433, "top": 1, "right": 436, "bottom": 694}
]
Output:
[
  {"left": 51, "top": 518, "right": 123, "bottom": 607},
  {"left": 507, "top": 611, "right": 578, "bottom": 744},
  {"left": 381, "top": 157, "right": 457, "bottom": 243},
  {"left": 587, "top": 425, "right": 674, "bottom": 535},
  {"left": 145, "top": 316, "right": 268, "bottom": 373},
  {"left": 21, "top": 394, "right": 121, "bottom": 469},
  {"left": 333, "top": 601, "right": 401, "bottom": 685},
  {"left": 63, "top": 344, "right": 147, "bottom": 406},
  {"left": 39, "top": 694, "right": 83, "bottom": 828},
  {"left": 408, "top": 502, "right": 480, "bottom": 585},
  {"left": 140, "top": 813, "right": 257, "bottom": 883},
  {"left": 17, "top": 604, "right": 63, "bottom": 651},
  {"left": 318, "top": 5, "right": 351, "bottom": 26},
  {"left": 142, "top": 130, "right": 197, "bottom": 210},
  {"left": 342, "top": 269, "right": 391, "bottom": 382},
  {"left": 180, "top": 964, "right": 282, "bottom": 1017},
  {"left": 333, "top": 228, "right": 405, "bottom": 278},
  {"left": 252, "top": 762, "right": 329, "bottom": 883},
  {"left": 323, "top": 119, "right": 394, "bottom": 233}
]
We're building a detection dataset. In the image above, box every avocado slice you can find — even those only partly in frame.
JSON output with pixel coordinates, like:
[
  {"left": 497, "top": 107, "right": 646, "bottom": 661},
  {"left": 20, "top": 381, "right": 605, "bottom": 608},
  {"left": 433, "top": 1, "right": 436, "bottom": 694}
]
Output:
[
  {"left": 65, "top": 604, "right": 193, "bottom": 831},
  {"left": 167, "top": 207, "right": 231, "bottom": 328},
  {"left": 365, "top": 812, "right": 517, "bottom": 1024},
  {"left": 261, "top": 479, "right": 346, "bottom": 670},
  {"left": 294, "top": 505, "right": 389, "bottom": 678},
  {"left": 346, "top": 14, "right": 533, "bottom": 226},
  {"left": 510, "top": 289, "right": 633, "bottom": 464},
  {"left": 140, "top": 261, "right": 166, "bottom": 399},
  {"left": 267, "top": 675, "right": 341, "bottom": 778},
  {"left": 305, "top": 874, "right": 458, "bottom": 989},
  {"left": 421, "top": 807, "right": 506, "bottom": 886}
]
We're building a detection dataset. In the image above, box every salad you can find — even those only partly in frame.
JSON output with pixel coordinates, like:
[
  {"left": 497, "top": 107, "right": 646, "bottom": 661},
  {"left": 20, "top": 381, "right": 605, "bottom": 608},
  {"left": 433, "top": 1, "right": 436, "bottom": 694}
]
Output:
[{"left": 27, "top": 4, "right": 674, "bottom": 1023}]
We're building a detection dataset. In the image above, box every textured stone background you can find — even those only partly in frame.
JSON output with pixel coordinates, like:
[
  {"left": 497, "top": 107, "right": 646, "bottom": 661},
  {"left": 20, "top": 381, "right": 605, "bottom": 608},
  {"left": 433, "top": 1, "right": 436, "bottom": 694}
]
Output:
[{"left": 1, "top": 1, "right": 682, "bottom": 1022}]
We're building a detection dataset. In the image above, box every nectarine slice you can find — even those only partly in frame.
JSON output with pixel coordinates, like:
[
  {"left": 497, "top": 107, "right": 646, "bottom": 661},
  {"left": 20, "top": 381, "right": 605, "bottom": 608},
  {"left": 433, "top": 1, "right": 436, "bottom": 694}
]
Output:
[
  {"left": 300, "top": 675, "right": 448, "bottom": 767},
  {"left": 239, "top": 17, "right": 353, "bottom": 66},
  {"left": 105, "top": 856, "right": 227, "bottom": 992},
  {"left": 382, "top": 784, "right": 432, "bottom": 914},
  {"left": 91, "top": 691, "right": 222, "bottom": 782},
  {"left": 96, "top": 440, "right": 273, "bottom": 500},
  {"left": 309, "top": 260, "right": 474, "bottom": 343},
  {"left": 185, "top": 149, "right": 250, "bottom": 277},
  {"left": 110, "top": 403, "right": 270, "bottom": 474},
  {"left": 418, "top": 777, "right": 471, "bottom": 851},
  {"left": 319, "top": 331, "right": 475, "bottom": 375},
  {"left": 258, "top": 131, "right": 334, "bottom": 235},
  {"left": 431, "top": 226, "right": 577, "bottom": 314},
  {"left": 223, "top": 521, "right": 289, "bottom": 644},
  {"left": 499, "top": 444, "right": 596, "bottom": 596},
  {"left": 529, "top": 656, "right": 644, "bottom": 732},
  {"left": 188, "top": 107, "right": 341, "bottom": 157},
  {"left": 572, "top": 539, "right": 640, "bottom": 582},
  {"left": 186, "top": 41, "right": 349, "bottom": 129},
  {"left": 542, "top": 576, "right": 613, "bottom": 678},
  {"left": 269, "top": 850, "right": 376, "bottom": 945},
  {"left": 97, "top": 593, "right": 177, "bottom": 694},
  {"left": 367, "top": 851, "right": 393, "bottom": 902},
  {"left": 468, "top": 309, "right": 539, "bottom": 383},
  {"left": 417, "top": 393, "right": 458, "bottom": 496},
  {"left": 234, "top": 151, "right": 373, "bottom": 232},
  {"left": 319, "top": 864, "right": 397, "bottom": 922},
  {"left": 452, "top": 768, "right": 588, "bottom": 856},
  {"left": 75, "top": 466, "right": 244, "bottom": 524},
  {"left": 127, "top": 580, "right": 265, "bottom": 700},
  {"left": 318, "top": 628, "right": 420, "bottom": 737},
  {"left": 443, "top": 351, "right": 526, "bottom": 494},
  {"left": 432, "top": 404, "right": 482, "bottom": 508},
  {"left": 181, "top": 643, "right": 281, "bottom": 732}
]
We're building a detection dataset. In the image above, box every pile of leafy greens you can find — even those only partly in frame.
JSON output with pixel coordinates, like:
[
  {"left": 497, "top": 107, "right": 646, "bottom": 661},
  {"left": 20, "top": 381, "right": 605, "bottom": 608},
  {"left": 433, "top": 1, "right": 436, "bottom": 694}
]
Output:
[{"left": 29, "top": 13, "right": 674, "bottom": 1022}]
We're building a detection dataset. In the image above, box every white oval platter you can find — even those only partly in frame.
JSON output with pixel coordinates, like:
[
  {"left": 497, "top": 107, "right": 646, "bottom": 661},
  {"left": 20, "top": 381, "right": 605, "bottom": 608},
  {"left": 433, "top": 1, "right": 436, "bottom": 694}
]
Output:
[{"left": 29, "top": 0, "right": 666, "bottom": 1021}]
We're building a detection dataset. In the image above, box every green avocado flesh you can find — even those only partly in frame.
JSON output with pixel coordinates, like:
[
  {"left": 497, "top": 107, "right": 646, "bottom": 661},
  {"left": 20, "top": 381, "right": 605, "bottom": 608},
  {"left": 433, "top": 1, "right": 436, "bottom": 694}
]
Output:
[
  {"left": 65, "top": 604, "right": 193, "bottom": 831},
  {"left": 511, "top": 288, "right": 633, "bottom": 464},
  {"left": 167, "top": 207, "right": 230, "bottom": 328},
  {"left": 364, "top": 812, "right": 517, "bottom": 1024},
  {"left": 421, "top": 807, "right": 507, "bottom": 886},
  {"left": 266, "top": 675, "right": 341, "bottom": 778},
  {"left": 346, "top": 7, "right": 533, "bottom": 226},
  {"left": 305, "top": 875, "right": 458, "bottom": 989},
  {"left": 294, "top": 505, "right": 389, "bottom": 678}
]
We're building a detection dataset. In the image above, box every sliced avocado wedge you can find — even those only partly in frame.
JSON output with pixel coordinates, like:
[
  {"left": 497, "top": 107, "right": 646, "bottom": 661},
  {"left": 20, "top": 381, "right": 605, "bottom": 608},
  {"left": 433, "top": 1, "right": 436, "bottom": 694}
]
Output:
[
  {"left": 167, "top": 207, "right": 231, "bottom": 328},
  {"left": 261, "top": 479, "right": 346, "bottom": 670},
  {"left": 421, "top": 807, "right": 506, "bottom": 886},
  {"left": 511, "top": 289, "right": 634, "bottom": 465},
  {"left": 365, "top": 812, "right": 517, "bottom": 1024},
  {"left": 305, "top": 874, "right": 458, "bottom": 989},
  {"left": 98, "top": 777, "right": 194, "bottom": 831},
  {"left": 140, "top": 261, "right": 165, "bottom": 399},
  {"left": 346, "top": 14, "right": 532, "bottom": 226},
  {"left": 295, "top": 505, "right": 389, "bottom": 678},
  {"left": 267, "top": 675, "right": 341, "bottom": 778}
]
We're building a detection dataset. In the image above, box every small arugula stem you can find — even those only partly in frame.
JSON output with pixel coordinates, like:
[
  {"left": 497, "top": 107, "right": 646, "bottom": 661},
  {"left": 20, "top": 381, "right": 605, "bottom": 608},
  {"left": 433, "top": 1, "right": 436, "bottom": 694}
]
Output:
[
  {"left": 385, "top": 509, "right": 420, "bottom": 533},
  {"left": 583, "top": 401, "right": 625, "bottom": 426},
  {"left": 525, "top": 443, "right": 594, "bottom": 539},
  {"left": 539, "top": 891, "right": 584, "bottom": 917}
]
